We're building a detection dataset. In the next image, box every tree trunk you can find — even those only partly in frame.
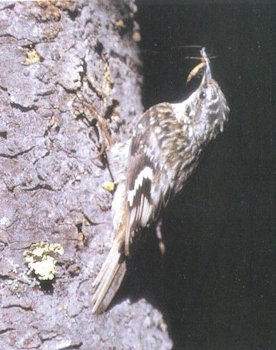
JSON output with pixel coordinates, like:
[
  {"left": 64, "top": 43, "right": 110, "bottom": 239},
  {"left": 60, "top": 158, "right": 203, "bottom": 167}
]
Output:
[{"left": 0, "top": 1, "right": 172, "bottom": 349}]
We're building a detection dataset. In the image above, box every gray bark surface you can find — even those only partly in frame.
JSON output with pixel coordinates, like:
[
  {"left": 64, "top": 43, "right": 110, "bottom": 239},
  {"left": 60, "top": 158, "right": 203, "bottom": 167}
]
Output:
[{"left": 0, "top": 1, "right": 172, "bottom": 349}]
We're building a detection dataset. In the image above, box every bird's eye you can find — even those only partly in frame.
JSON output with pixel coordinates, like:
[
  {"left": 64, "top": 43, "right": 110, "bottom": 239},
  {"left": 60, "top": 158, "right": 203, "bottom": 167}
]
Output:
[{"left": 199, "top": 91, "right": 206, "bottom": 100}]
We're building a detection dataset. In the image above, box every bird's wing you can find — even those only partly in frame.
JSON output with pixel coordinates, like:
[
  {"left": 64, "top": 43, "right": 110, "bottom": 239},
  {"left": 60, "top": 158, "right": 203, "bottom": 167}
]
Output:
[{"left": 124, "top": 104, "right": 172, "bottom": 255}]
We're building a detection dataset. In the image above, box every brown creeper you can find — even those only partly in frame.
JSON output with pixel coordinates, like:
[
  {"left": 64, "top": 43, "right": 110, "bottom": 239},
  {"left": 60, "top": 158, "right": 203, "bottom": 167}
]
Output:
[{"left": 92, "top": 48, "right": 230, "bottom": 313}]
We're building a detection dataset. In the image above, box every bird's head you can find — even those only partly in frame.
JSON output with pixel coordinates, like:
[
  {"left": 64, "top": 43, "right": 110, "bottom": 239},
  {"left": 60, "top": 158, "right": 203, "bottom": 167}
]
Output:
[{"left": 185, "top": 48, "right": 230, "bottom": 143}]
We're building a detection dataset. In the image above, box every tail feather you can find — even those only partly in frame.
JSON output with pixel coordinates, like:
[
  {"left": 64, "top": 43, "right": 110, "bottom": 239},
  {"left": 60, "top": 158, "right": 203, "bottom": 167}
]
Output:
[{"left": 92, "top": 239, "right": 126, "bottom": 314}]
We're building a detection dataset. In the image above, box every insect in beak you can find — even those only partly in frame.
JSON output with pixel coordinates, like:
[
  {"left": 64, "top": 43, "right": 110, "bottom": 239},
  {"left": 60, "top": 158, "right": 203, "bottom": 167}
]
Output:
[{"left": 185, "top": 49, "right": 216, "bottom": 83}]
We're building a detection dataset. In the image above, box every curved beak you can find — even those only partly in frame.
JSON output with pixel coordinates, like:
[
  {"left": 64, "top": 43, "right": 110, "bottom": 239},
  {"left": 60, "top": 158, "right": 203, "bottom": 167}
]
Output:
[{"left": 200, "top": 47, "right": 212, "bottom": 85}]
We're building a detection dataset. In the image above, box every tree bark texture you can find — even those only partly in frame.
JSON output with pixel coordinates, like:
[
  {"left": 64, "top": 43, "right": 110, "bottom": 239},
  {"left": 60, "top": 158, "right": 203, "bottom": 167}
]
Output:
[{"left": 0, "top": 1, "right": 172, "bottom": 349}]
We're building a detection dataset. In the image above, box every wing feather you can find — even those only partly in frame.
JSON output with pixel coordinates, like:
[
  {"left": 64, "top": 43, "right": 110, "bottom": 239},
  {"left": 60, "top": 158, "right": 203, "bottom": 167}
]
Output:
[
  {"left": 124, "top": 104, "right": 172, "bottom": 255},
  {"left": 124, "top": 153, "right": 155, "bottom": 255}
]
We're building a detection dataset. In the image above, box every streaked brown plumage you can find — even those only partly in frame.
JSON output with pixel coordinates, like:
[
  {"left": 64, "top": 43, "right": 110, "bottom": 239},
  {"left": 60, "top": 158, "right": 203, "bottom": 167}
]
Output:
[{"left": 92, "top": 48, "right": 230, "bottom": 314}]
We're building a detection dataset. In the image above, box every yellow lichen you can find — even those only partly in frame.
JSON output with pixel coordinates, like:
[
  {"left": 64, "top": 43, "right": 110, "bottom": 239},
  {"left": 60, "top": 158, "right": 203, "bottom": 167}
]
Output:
[
  {"left": 115, "top": 19, "right": 125, "bottom": 28},
  {"left": 22, "top": 48, "right": 42, "bottom": 65},
  {"left": 23, "top": 242, "right": 64, "bottom": 281},
  {"left": 102, "top": 181, "right": 115, "bottom": 192}
]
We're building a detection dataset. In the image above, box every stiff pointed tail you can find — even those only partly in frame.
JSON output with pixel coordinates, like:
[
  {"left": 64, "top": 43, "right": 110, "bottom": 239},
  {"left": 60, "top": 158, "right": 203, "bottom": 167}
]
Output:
[{"left": 92, "top": 238, "right": 126, "bottom": 314}]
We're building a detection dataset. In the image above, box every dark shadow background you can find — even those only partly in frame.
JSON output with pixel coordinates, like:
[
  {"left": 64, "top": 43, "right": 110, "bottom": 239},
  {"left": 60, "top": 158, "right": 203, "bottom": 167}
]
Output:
[{"left": 119, "top": 2, "right": 275, "bottom": 350}]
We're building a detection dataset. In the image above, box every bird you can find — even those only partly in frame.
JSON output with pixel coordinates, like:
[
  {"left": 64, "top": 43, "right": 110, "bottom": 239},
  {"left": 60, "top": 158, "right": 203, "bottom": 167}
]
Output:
[{"left": 92, "top": 47, "right": 230, "bottom": 314}]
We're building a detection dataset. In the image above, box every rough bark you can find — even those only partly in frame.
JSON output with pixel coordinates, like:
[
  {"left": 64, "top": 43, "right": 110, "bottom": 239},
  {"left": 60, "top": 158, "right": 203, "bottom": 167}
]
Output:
[{"left": 0, "top": 1, "right": 172, "bottom": 349}]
